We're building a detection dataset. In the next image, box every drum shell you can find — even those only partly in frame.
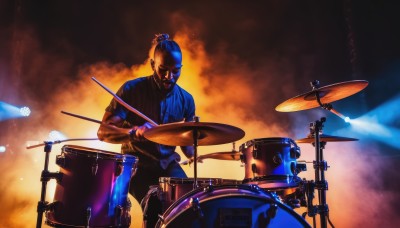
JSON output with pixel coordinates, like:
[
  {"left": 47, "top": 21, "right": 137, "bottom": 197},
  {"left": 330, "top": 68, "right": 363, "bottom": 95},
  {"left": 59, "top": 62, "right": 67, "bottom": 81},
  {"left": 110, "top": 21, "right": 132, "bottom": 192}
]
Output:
[
  {"left": 158, "top": 177, "right": 242, "bottom": 212},
  {"left": 46, "top": 145, "right": 138, "bottom": 227},
  {"left": 241, "top": 138, "right": 300, "bottom": 189},
  {"left": 156, "top": 184, "right": 310, "bottom": 228}
]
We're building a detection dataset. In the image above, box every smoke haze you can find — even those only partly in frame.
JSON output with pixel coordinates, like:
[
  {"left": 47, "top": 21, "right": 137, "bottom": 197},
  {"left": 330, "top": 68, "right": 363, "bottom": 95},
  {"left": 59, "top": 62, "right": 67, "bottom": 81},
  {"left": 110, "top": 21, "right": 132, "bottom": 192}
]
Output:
[{"left": 1, "top": 1, "right": 399, "bottom": 227}]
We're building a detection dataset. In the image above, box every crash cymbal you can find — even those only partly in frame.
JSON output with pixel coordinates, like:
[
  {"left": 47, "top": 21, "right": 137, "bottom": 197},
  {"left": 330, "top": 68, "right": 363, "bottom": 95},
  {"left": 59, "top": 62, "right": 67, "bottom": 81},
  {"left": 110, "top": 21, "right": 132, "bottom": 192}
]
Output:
[
  {"left": 97, "top": 124, "right": 131, "bottom": 144},
  {"left": 143, "top": 122, "right": 245, "bottom": 146},
  {"left": 275, "top": 80, "right": 368, "bottom": 112},
  {"left": 198, "top": 151, "right": 241, "bottom": 161},
  {"left": 295, "top": 134, "right": 359, "bottom": 143}
]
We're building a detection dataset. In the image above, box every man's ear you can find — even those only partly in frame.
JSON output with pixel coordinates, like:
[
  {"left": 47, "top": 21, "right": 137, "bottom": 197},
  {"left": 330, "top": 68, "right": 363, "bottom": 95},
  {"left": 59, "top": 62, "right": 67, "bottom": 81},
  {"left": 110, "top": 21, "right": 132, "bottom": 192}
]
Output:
[{"left": 150, "top": 59, "right": 155, "bottom": 71}]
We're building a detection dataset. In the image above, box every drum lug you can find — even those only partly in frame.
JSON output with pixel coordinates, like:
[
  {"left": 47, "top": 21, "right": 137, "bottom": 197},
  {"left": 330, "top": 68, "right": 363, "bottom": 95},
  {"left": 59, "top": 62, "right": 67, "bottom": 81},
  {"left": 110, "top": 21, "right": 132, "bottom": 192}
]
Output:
[
  {"left": 190, "top": 197, "right": 204, "bottom": 219},
  {"left": 91, "top": 162, "right": 98, "bottom": 176},
  {"left": 204, "top": 184, "right": 214, "bottom": 193},
  {"left": 290, "top": 146, "right": 301, "bottom": 159},
  {"left": 252, "top": 146, "right": 258, "bottom": 159},
  {"left": 267, "top": 203, "right": 278, "bottom": 219},
  {"left": 115, "top": 161, "right": 124, "bottom": 177},
  {"left": 251, "top": 163, "right": 258, "bottom": 175},
  {"left": 115, "top": 205, "right": 123, "bottom": 226},
  {"left": 56, "top": 155, "right": 65, "bottom": 168}
]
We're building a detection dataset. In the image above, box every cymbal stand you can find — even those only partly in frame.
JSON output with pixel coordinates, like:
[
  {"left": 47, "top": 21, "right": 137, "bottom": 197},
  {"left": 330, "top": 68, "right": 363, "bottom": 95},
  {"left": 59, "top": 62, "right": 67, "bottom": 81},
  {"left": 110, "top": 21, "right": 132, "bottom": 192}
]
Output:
[
  {"left": 311, "top": 80, "right": 348, "bottom": 121},
  {"left": 35, "top": 141, "right": 63, "bottom": 228},
  {"left": 192, "top": 116, "right": 200, "bottom": 189},
  {"left": 304, "top": 117, "right": 333, "bottom": 228}
]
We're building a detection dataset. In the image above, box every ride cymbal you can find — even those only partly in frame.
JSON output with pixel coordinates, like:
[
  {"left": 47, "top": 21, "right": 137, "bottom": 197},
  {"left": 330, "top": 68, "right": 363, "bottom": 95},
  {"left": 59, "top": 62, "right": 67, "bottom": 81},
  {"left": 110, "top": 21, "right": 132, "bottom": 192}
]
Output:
[
  {"left": 295, "top": 134, "right": 359, "bottom": 143},
  {"left": 143, "top": 122, "right": 245, "bottom": 146},
  {"left": 275, "top": 80, "right": 368, "bottom": 112}
]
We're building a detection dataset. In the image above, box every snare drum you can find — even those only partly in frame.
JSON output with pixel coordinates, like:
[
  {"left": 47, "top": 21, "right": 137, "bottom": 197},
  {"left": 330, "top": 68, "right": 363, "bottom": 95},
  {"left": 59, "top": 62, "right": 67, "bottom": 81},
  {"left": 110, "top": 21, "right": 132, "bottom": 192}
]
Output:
[
  {"left": 158, "top": 177, "right": 242, "bottom": 211},
  {"left": 46, "top": 145, "right": 138, "bottom": 227},
  {"left": 156, "top": 184, "right": 310, "bottom": 228},
  {"left": 240, "top": 138, "right": 301, "bottom": 189}
]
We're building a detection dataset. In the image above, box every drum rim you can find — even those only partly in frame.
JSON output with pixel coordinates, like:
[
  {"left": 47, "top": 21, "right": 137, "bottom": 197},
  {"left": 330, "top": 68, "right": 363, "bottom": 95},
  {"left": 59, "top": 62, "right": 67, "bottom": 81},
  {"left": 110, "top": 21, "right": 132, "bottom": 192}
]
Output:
[
  {"left": 240, "top": 137, "right": 296, "bottom": 149},
  {"left": 62, "top": 144, "right": 137, "bottom": 160},
  {"left": 159, "top": 177, "right": 224, "bottom": 184}
]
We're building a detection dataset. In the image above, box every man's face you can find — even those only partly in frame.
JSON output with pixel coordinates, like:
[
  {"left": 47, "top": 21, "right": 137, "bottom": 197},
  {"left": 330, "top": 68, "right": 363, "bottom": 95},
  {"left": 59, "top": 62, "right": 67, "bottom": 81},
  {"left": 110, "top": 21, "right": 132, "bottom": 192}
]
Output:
[{"left": 151, "top": 50, "right": 182, "bottom": 92}]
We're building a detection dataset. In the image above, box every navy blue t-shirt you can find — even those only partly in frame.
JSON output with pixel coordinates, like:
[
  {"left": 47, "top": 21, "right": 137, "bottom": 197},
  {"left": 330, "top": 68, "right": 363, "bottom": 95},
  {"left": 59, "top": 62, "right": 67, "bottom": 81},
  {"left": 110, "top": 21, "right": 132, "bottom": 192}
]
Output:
[{"left": 106, "top": 75, "right": 195, "bottom": 168}]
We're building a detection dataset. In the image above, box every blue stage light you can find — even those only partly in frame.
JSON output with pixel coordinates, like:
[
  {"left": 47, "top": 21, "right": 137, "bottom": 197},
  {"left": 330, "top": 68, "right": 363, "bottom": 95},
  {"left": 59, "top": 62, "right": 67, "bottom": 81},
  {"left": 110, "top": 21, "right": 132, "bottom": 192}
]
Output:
[{"left": 20, "top": 106, "right": 31, "bottom": 116}]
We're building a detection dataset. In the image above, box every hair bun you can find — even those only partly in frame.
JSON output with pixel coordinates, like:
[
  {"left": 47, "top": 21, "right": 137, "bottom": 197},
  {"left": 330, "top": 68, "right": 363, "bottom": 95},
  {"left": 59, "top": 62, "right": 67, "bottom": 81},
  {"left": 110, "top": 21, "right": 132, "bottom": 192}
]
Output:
[{"left": 154, "top": 33, "right": 170, "bottom": 44}]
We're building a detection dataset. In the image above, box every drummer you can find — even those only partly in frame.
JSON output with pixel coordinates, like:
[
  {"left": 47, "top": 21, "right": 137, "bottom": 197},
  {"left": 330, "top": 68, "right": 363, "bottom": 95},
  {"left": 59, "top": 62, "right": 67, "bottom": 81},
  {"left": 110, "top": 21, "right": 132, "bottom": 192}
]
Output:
[{"left": 97, "top": 33, "right": 195, "bottom": 226}]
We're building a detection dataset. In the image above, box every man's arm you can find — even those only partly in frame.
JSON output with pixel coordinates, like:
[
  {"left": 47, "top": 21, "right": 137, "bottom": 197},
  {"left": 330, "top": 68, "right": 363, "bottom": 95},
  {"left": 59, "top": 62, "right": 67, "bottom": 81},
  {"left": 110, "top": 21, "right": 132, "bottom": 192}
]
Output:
[{"left": 97, "top": 111, "right": 153, "bottom": 142}]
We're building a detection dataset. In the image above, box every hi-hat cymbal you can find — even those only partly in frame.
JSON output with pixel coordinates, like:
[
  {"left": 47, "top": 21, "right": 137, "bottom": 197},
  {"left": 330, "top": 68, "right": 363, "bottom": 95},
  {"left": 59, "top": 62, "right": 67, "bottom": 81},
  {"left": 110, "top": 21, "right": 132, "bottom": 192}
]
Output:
[
  {"left": 198, "top": 151, "right": 241, "bottom": 161},
  {"left": 296, "top": 134, "right": 359, "bottom": 143},
  {"left": 143, "top": 122, "right": 245, "bottom": 146},
  {"left": 275, "top": 80, "right": 368, "bottom": 112},
  {"left": 97, "top": 124, "right": 131, "bottom": 144}
]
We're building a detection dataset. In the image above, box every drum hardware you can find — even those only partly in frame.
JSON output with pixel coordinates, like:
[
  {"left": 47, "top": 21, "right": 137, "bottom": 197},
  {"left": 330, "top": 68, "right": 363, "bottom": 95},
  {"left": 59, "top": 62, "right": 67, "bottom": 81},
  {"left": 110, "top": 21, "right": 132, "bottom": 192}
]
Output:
[
  {"left": 265, "top": 203, "right": 278, "bottom": 225},
  {"left": 300, "top": 117, "right": 334, "bottom": 228},
  {"left": 190, "top": 197, "right": 204, "bottom": 219},
  {"left": 85, "top": 207, "right": 91, "bottom": 228},
  {"left": 27, "top": 139, "right": 96, "bottom": 228}
]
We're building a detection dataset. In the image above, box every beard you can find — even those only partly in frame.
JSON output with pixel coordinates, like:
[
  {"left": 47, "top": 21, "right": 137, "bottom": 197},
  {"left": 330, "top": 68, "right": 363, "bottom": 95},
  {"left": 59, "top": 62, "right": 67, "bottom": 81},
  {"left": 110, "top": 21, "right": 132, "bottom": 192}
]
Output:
[{"left": 153, "top": 74, "right": 177, "bottom": 93}]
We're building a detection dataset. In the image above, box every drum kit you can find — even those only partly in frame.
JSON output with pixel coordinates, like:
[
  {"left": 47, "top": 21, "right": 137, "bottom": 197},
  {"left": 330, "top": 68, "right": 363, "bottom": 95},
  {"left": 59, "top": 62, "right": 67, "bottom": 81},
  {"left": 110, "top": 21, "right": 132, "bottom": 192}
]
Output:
[{"left": 28, "top": 78, "right": 368, "bottom": 228}]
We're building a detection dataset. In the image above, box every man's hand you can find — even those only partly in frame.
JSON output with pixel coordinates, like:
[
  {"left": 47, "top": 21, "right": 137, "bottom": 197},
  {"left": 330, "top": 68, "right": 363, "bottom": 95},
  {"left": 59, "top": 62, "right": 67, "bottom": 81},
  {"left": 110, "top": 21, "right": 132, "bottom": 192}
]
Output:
[{"left": 132, "top": 122, "right": 154, "bottom": 141}]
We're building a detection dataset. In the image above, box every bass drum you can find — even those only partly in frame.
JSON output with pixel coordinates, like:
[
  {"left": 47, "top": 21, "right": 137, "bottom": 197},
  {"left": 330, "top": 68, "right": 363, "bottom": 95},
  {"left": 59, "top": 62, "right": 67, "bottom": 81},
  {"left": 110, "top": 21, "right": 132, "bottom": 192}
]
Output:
[{"left": 156, "top": 184, "right": 310, "bottom": 228}]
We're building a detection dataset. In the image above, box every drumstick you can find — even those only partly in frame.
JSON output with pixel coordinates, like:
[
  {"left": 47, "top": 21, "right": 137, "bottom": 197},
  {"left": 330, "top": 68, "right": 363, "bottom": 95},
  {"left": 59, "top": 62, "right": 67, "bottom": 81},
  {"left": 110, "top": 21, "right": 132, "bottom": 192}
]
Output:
[
  {"left": 26, "top": 138, "right": 99, "bottom": 149},
  {"left": 61, "top": 110, "right": 102, "bottom": 124},
  {"left": 91, "top": 77, "right": 158, "bottom": 126}
]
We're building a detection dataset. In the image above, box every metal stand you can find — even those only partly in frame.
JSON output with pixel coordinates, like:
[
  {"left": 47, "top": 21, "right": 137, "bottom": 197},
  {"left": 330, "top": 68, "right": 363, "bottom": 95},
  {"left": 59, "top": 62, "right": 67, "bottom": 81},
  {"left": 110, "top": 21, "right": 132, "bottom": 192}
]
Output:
[
  {"left": 192, "top": 116, "right": 200, "bottom": 189},
  {"left": 304, "top": 117, "right": 330, "bottom": 228},
  {"left": 29, "top": 138, "right": 96, "bottom": 228},
  {"left": 36, "top": 142, "right": 62, "bottom": 228}
]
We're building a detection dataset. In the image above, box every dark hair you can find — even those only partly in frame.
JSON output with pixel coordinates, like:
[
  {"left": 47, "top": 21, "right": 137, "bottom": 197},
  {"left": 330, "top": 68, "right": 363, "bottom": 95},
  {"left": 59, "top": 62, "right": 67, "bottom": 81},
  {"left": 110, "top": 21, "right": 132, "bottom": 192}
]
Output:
[{"left": 153, "top": 33, "right": 181, "bottom": 56}]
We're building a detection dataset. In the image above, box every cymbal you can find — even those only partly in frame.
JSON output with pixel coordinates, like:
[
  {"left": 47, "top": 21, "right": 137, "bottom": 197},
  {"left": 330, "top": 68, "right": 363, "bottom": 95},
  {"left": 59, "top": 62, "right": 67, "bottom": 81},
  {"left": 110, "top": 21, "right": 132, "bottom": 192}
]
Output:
[
  {"left": 143, "top": 122, "right": 245, "bottom": 146},
  {"left": 97, "top": 124, "right": 131, "bottom": 144},
  {"left": 198, "top": 151, "right": 241, "bottom": 161},
  {"left": 296, "top": 134, "right": 359, "bottom": 143},
  {"left": 275, "top": 80, "right": 368, "bottom": 112}
]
